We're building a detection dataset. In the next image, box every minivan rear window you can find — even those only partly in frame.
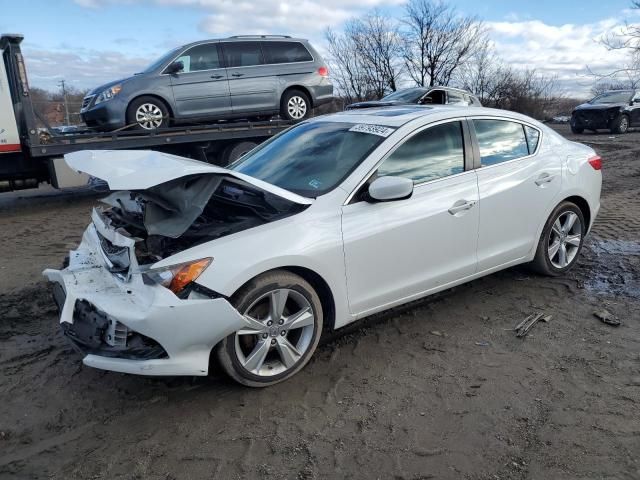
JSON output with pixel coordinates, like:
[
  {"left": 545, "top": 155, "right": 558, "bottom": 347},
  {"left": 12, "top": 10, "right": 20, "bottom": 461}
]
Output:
[
  {"left": 222, "top": 42, "right": 264, "bottom": 68},
  {"left": 262, "top": 42, "right": 313, "bottom": 64}
]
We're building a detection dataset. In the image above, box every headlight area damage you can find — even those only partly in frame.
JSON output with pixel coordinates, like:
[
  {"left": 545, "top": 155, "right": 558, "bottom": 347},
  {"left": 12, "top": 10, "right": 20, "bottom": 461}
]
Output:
[{"left": 43, "top": 150, "right": 312, "bottom": 376}]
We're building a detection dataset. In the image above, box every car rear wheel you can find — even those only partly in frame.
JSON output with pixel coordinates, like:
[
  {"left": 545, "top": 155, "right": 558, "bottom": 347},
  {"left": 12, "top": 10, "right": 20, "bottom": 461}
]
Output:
[
  {"left": 611, "top": 114, "right": 629, "bottom": 134},
  {"left": 570, "top": 124, "right": 584, "bottom": 134},
  {"left": 530, "top": 201, "right": 585, "bottom": 276},
  {"left": 217, "top": 271, "right": 323, "bottom": 387},
  {"left": 126, "top": 96, "right": 169, "bottom": 130},
  {"left": 280, "top": 89, "right": 311, "bottom": 121}
]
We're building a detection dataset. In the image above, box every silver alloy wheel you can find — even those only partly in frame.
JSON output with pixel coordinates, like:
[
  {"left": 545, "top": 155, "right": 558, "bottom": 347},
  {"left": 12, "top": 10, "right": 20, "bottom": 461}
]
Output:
[
  {"left": 135, "top": 103, "right": 164, "bottom": 130},
  {"left": 234, "top": 288, "right": 315, "bottom": 377},
  {"left": 287, "top": 96, "right": 307, "bottom": 119},
  {"left": 548, "top": 211, "right": 582, "bottom": 269},
  {"left": 620, "top": 116, "right": 629, "bottom": 132}
]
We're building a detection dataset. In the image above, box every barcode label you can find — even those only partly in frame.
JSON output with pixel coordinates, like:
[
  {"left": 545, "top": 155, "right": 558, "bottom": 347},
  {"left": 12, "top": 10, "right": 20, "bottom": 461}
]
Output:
[{"left": 349, "top": 124, "right": 395, "bottom": 137}]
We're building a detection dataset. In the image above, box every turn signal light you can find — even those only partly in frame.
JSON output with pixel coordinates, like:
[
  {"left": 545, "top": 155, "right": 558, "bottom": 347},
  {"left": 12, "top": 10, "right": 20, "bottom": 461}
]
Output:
[
  {"left": 144, "top": 258, "right": 212, "bottom": 294},
  {"left": 588, "top": 155, "right": 602, "bottom": 170},
  {"left": 318, "top": 66, "right": 329, "bottom": 77}
]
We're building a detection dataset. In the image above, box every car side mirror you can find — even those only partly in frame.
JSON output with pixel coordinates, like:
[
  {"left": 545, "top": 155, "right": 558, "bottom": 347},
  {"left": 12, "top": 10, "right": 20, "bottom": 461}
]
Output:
[
  {"left": 165, "top": 61, "right": 184, "bottom": 74},
  {"left": 367, "top": 176, "right": 413, "bottom": 202}
]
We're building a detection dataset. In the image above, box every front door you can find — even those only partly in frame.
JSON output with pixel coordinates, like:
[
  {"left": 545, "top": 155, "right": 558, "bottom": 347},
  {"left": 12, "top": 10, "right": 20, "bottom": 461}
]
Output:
[
  {"left": 341, "top": 120, "right": 479, "bottom": 316},
  {"left": 169, "top": 43, "right": 231, "bottom": 118}
]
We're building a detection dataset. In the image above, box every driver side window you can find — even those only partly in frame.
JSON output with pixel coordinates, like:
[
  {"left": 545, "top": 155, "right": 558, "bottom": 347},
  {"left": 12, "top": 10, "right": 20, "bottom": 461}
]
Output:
[
  {"left": 377, "top": 121, "right": 465, "bottom": 184},
  {"left": 175, "top": 44, "right": 221, "bottom": 73}
]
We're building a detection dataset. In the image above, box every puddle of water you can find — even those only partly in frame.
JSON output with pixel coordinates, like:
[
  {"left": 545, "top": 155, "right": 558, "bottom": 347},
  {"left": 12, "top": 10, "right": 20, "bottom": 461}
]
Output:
[
  {"left": 582, "top": 239, "right": 640, "bottom": 299},
  {"left": 590, "top": 239, "right": 640, "bottom": 256}
]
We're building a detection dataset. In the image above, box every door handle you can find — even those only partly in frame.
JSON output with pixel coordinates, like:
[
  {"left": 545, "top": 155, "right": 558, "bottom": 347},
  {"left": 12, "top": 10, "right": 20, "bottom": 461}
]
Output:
[
  {"left": 535, "top": 173, "right": 556, "bottom": 186},
  {"left": 231, "top": 73, "right": 244, "bottom": 77},
  {"left": 210, "top": 74, "right": 224, "bottom": 79},
  {"left": 448, "top": 199, "right": 476, "bottom": 215}
]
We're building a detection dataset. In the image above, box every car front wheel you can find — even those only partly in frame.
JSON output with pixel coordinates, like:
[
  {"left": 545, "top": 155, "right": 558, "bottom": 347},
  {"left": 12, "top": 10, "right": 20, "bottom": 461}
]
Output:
[
  {"left": 611, "top": 114, "right": 629, "bottom": 134},
  {"left": 531, "top": 201, "right": 585, "bottom": 276},
  {"left": 217, "top": 270, "right": 323, "bottom": 387},
  {"left": 126, "top": 96, "right": 169, "bottom": 130}
]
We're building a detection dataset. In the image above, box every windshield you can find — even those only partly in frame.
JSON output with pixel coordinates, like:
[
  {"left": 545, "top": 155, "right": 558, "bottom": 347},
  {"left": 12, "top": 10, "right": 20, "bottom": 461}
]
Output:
[
  {"left": 590, "top": 91, "right": 633, "bottom": 104},
  {"left": 141, "top": 46, "right": 182, "bottom": 73},
  {"left": 230, "top": 122, "right": 391, "bottom": 197},
  {"left": 382, "top": 88, "right": 429, "bottom": 102}
]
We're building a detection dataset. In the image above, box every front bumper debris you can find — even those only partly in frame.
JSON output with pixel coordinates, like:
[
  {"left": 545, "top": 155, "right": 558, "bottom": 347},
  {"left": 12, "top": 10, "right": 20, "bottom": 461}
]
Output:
[{"left": 43, "top": 210, "right": 248, "bottom": 376}]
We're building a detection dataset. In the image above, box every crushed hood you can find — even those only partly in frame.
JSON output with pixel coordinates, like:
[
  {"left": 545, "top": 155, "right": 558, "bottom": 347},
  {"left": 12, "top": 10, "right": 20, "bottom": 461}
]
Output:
[{"left": 65, "top": 150, "right": 313, "bottom": 206}]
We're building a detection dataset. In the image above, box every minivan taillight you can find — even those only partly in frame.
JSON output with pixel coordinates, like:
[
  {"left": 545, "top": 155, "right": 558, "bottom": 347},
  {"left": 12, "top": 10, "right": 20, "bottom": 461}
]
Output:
[
  {"left": 318, "top": 66, "right": 329, "bottom": 77},
  {"left": 588, "top": 155, "right": 602, "bottom": 170}
]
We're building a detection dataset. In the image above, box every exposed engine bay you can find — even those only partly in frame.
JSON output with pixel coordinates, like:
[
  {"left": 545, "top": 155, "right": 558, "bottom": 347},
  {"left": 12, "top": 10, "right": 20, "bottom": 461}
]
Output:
[{"left": 99, "top": 174, "right": 307, "bottom": 265}]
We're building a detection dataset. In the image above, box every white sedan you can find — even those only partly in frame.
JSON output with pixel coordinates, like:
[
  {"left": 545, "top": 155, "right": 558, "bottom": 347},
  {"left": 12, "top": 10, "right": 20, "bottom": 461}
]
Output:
[{"left": 44, "top": 106, "right": 602, "bottom": 387}]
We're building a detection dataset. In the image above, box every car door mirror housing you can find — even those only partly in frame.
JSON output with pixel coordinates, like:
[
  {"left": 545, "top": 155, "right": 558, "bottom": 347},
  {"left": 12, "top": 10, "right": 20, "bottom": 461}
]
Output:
[
  {"left": 166, "top": 61, "right": 184, "bottom": 74},
  {"left": 367, "top": 176, "right": 414, "bottom": 202}
]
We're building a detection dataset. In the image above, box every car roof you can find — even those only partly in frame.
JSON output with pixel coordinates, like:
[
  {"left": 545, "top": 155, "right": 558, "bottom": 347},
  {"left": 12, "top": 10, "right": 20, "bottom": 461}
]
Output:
[
  {"left": 316, "top": 105, "right": 533, "bottom": 128},
  {"left": 182, "top": 36, "right": 309, "bottom": 49}
]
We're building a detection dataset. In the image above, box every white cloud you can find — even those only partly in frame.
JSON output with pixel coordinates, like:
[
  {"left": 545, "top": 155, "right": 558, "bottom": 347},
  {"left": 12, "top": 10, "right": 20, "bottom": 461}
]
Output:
[
  {"left": 486, "top": 18, "right": 635, "bottom": 95},
  {"left": 31, "top": 1, "right": 640, "bottom": 97}
]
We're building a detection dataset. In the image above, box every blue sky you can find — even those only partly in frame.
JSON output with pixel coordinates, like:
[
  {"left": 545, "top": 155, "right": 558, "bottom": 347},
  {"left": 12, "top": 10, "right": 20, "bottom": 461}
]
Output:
[{"left": 0, "top": 0, "right": 635, "bottom": 93}]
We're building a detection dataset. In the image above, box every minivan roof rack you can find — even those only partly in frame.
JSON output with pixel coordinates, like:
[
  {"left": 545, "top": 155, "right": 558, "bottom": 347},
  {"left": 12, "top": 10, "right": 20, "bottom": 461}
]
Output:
[{"left": 228, "top": 35, "right": 292, "bottom": 39}]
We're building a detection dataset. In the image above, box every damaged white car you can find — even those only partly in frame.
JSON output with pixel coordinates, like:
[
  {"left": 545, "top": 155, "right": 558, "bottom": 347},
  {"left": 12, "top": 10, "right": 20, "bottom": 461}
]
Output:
[{"left": 44, "top": 106, "right": 602, "bottom": 387}]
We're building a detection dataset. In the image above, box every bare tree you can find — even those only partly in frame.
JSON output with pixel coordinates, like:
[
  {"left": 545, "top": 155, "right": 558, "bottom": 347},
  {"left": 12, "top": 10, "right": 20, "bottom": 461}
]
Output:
[
  {"left": 587, "top": 1, "right": 640, "bottom": 90},
  {"left": 347, "top": 11, "right": 403, "bottom": 96},
  {"left": 325, "top": 12, "right": 403, "bottom": 102},
  {"left": 325, "top": 27, "right": 371, "bottom": 104},
  {"left": 402, "top": 0, "right": 486, "bottom": 87}
]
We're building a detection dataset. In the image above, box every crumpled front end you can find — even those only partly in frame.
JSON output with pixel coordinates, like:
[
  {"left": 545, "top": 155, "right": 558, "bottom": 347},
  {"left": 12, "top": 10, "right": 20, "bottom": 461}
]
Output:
[{"left": 43, "top": 209, "right": 247, "bottom": 376}]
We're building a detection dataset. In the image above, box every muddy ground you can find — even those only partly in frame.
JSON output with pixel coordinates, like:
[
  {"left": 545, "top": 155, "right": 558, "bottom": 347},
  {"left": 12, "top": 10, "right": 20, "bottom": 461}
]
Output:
[{"left": 0, "top": 125, "right": 639, "bottom": 480}]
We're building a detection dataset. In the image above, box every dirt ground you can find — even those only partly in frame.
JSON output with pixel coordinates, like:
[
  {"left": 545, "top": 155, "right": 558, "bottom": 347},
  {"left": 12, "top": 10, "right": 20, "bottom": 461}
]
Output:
[{"left": 0, "top": 125, "right": 639, "bottom": 480}]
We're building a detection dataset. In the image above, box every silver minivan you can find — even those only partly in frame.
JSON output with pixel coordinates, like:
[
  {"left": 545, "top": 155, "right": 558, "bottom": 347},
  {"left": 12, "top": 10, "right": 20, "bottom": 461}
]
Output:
[{"left": 80, "top": 35, "right": 333, "bottom": 130}]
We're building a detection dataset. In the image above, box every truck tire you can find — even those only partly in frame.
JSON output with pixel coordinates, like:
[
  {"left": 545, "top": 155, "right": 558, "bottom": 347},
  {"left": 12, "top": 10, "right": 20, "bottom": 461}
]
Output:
[
  {"left": 126, "top": 96, "right": 169, "bottom": 130},
  {"left": 220, "top": 141, "right": 258, "bottom": 166}
]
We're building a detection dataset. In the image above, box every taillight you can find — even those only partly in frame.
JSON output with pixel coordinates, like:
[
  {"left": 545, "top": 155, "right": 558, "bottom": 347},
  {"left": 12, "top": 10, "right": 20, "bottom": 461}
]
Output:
[
  {"left": 588, "top": 155, "right": 602, "bottom": 170},
  {"left": 317, "top": 66, "right": 329, "bottom": 77}
]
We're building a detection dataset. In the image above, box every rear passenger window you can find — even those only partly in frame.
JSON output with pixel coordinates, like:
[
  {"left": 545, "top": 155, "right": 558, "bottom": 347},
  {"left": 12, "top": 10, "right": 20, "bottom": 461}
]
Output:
[
  {"left": 447, "top": 91, "right": 464, "bottom": 104},
  {"left": 473, "top": 119, "right": 529, "bottom": 166},
  {"left": 175, "top": 44, "right": 220, "bottom": 72},
  {"left": 223, "top": 42, "right": 264, "bottom": 67},
  {"left": 377, "top": 121, "right": 465, "bottom": 184},
  {"left": 524, "top": 125, "right": 541, "bottom": 154},
  {"left": 263, "top": 42, "right": 313, "bottom": 64}
]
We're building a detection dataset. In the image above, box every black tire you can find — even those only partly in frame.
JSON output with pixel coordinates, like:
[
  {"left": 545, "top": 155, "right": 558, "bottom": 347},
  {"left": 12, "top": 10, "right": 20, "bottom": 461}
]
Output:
[
  {"left": 611, "top": 114, "right": 629, "bottom": 134},
  {"left": 571, "top": 125, "right": 584, "bottom": 134},
  {"left": 219, "top": 140, "right": 258, "bottom": 166},
  {"left": 126, "top": 96, "right": 169, "bottom": 130},
  {"left": 216, "top": 270, "right": 323, "bottom": 387},
  {"left": 280, "top": 89, "right": 311, "bottom": 121},
  {"left": 530, "top": 201, "right": 586, "bottom": 276}
]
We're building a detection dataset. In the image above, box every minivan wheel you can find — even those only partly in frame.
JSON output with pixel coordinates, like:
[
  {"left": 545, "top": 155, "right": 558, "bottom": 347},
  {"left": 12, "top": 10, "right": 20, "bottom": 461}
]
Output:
[
  {"left": 217, "top": 271, "right": 323, "bottom": 387},
  {"left": 530, "top": 201, "right": 585, "bottom": 276},
  {"left": 570, "top": 124, "right": 584, "bottom": 134},
  {"left": 611, "top": 114, "right": 629, "bottom": 134},
  {"left": 126, "top": 96, "right": 169, "bottom": 130},
  {"left": 281, "top": 89, "right": 311, "bottom": 121}
]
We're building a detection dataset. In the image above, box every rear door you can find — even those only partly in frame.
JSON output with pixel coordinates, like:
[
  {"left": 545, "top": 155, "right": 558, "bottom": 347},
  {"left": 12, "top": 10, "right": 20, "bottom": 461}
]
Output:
[
  {"left": 221, "top": 41, "right": 278, "bottom": 114},
  {"left": 472, "top": 118, "right": 560, "bottom": 271},
  {"left": 168, "top": 43, "right": 231, "bottom": 118},
  {"left": 341, "top": 120, "right": 479, "bottom": 315}
]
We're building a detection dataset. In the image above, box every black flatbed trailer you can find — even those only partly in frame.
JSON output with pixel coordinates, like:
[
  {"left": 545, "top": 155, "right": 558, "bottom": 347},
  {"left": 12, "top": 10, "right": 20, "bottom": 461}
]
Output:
[{"left": 0, "top": 34, "right": 293, "bottom": 192}]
